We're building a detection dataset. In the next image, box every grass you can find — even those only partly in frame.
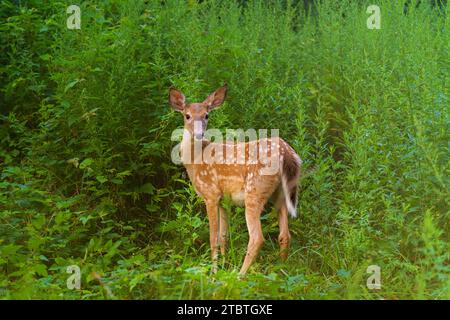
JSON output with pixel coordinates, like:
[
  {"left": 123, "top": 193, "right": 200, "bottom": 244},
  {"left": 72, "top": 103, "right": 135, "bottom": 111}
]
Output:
[{"left": 0, "top": 0, "right": 448, "bottom": 299}]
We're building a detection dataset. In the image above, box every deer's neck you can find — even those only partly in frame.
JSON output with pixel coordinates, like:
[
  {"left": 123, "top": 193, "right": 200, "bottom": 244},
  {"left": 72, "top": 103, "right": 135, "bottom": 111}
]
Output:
[{"left": 180, "top": 131, "right": 210, "bottom": 168}]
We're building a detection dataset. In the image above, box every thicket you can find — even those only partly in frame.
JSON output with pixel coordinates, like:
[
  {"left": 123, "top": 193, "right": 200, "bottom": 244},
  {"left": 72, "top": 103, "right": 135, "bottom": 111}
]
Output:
[{"left": 0, "top": 0, "right": 448, "bottom": 299}]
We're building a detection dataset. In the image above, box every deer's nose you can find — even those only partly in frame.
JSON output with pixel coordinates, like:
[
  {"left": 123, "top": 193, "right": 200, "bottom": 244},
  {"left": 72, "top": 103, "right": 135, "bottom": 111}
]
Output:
[
  {"left": 193, "top": 121, "right": 204, "bottom": 140},
  {"left": 194, "top": 132, "right": 204, "bottom": 140}
]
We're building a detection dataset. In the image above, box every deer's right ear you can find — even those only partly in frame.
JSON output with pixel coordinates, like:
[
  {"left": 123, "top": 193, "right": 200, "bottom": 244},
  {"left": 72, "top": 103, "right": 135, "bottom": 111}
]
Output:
[{"left": 169, "top": 88, "right": 185, "bottom": 112}]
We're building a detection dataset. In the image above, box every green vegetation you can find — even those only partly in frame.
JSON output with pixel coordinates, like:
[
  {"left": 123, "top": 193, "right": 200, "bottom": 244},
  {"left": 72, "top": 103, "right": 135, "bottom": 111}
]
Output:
[{"left": 0, "top": 0, "right": 448, "bottom": 299}]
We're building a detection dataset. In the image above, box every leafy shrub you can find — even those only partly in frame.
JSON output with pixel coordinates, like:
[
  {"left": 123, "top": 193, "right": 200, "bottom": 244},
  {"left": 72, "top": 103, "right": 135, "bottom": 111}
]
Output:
[{"left": 0, "top": 0, "right": 448, "bottom": 299}]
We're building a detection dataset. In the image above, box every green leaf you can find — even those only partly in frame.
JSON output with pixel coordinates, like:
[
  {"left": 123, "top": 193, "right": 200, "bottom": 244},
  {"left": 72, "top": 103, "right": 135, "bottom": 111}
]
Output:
[
  {"left": 56, "top": 197, "right": 79, "bottom": 209},
  {"left": 54, "top": 257, "right": 67, "bottom": 266},
  {"left": 139, "top": 183, "right": 155, "bottom": 194},
  {"left": 39, "top": 54, "right": 51, "bottom": 61},
  {"left": 64, "top": 79, "right": 80, "bottom": 93},
  {"left": 111, "top": 178, "right": 123, "bottom": 185},
  {"left": 116, "top": 170, "right": 132, "bottom": 178},
  {"left": 80, "top": 214, "right": 93, "bottom": 225},
  {"left": 145, "top": 204, "right": 159, "bottom": 213},
  {"left": 34, "top": 264, "right": 48, "bottom": 276},
  {"left": 96, "top": 175, "right": 108, "bottom": 183},
  {"left": 337, "top": 269, "right": 351, "bottom": 279},
  {"left": 79, "top": 158, "right": 93, "bottom": 169},
  {"left": 32, "top": 214, "right": 46, "bottom": 229}
]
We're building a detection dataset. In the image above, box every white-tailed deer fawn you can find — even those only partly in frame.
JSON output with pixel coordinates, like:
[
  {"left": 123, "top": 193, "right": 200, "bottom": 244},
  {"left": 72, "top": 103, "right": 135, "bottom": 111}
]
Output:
[{"left": 169, "top": 84, "right": 302, "bottom": 275}]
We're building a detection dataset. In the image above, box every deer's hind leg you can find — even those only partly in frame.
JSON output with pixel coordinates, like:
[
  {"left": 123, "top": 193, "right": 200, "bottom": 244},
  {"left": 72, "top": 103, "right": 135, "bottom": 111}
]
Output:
[
  {"left": 239, "top": 196, "right": 265, "bottom": 276},
  {"left": 239, "top": 178, "right": 277, "bottom": 275},
  {"left": 275, "top": 190, "right": 291, "bottom": 261}
]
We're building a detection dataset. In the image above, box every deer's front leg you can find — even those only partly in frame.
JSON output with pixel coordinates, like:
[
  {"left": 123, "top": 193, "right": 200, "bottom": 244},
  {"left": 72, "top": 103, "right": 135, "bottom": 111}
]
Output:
[
  {"left": 205, "top": 200, "right": 220, "bottom": 273},
  {"left": 219, "top": 206, "right": 228, "bottom": 257}
]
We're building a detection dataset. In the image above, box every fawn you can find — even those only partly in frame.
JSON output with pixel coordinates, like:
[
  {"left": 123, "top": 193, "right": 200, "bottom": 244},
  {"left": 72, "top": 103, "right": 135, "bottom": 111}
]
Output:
[{"left": 169, "top": 84, "right": 302, "bottom": 275}]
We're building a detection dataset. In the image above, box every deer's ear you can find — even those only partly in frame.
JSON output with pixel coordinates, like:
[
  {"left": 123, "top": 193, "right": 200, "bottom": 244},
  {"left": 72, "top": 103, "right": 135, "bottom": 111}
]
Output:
[
  {"left": 204, "top": 84, "right": 227, "bottom": 111},
  {"left": 169, "top": 88, "right": 186, "bottom": 112}
]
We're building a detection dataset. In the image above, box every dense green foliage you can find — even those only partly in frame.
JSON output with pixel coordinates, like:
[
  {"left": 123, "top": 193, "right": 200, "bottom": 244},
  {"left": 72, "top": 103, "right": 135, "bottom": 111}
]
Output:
[{"left": 0, "top": 0, "right": 448, "bottom": 299}]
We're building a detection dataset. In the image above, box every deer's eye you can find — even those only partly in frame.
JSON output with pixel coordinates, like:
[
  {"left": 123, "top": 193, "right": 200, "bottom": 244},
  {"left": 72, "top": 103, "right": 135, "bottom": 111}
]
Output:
[
  {"left": 205, "top": 114, "right": 209, "bottom": 120},
  {"left": 185, "top": 114, "right": 191, "bottom": 120}
]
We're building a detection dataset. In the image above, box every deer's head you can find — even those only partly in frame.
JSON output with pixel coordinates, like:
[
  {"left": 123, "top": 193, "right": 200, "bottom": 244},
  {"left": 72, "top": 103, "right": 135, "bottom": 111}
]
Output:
[{"left": 169, "top": 84, "right": 227, "bottom": 140}]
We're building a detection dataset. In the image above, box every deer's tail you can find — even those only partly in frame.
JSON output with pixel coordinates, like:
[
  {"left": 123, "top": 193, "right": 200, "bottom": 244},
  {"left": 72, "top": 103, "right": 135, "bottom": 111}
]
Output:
[{"left": 280, "top": 148, "right": 302, "bottom": 218}]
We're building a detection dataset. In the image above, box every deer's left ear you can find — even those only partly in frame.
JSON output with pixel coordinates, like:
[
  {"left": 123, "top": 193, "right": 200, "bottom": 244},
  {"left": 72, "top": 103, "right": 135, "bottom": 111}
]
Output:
[{"left": 204, "top": 84, "right": 228, "bottom": 110}]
